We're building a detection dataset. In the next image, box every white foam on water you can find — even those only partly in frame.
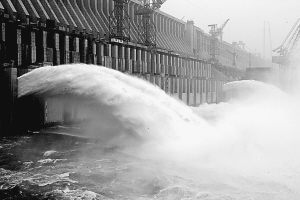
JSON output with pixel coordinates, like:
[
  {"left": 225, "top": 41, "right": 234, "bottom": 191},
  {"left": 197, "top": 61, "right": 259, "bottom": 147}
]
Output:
[{"left": 18, "top": 64, "right": 300, "bottom": 197}]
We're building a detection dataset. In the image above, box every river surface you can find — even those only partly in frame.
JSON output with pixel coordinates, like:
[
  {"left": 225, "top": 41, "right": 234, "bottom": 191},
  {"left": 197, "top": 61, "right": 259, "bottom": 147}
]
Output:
[{"left": 1, "top": 64, "right": 300, "bottom": 199}]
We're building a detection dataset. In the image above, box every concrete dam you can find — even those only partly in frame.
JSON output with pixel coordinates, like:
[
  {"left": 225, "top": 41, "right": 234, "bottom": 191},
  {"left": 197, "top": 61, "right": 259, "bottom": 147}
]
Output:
[{"left": 0, "top": 0, "right": 270, "bottom": 133}]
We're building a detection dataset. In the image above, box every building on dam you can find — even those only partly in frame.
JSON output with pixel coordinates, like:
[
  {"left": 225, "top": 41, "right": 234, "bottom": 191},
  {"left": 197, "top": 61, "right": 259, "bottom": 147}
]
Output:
[{"left": 0, "top": 0, "right": 271, "bottom": 132}]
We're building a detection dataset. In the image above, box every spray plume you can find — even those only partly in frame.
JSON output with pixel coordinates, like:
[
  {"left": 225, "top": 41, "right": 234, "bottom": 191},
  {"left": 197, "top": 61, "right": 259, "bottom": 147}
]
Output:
[{"left": 18, "top": 63, "right": 300, "bottom": 195}]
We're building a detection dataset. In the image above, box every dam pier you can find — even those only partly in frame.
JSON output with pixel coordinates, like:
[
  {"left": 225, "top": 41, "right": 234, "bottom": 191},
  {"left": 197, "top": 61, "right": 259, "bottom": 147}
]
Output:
[{"left": 0, "top": 0, "right": 270, "bottom": 133}]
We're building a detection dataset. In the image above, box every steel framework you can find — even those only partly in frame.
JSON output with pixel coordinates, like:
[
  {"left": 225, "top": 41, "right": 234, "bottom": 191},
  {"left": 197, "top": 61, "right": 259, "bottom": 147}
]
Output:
[
  {"left": 109, "top": 0, "right": 131, "bottom": 42},
  {"left": 135, "top": 0, "right": 166, "bottom": 50},
  {"left": 208, "top": 19, "right": 229, "bottom": 64}
]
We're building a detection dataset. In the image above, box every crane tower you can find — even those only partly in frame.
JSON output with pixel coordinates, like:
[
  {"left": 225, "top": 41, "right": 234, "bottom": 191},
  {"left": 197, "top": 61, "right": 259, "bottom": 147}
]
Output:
[
  {"left": 135, "top": 0, "right": 166, "bottom": 50},
  {"left": 109, "top": 0, "right": 131, "bottom": 42},
  {"left": 208, "top": 19, "right": 229, "bottom": 64}
]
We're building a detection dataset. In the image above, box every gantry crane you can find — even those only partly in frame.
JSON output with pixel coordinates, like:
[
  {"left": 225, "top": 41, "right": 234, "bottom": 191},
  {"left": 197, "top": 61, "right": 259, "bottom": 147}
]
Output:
[
  {"left": 208, "top": 19, "right": 230, "bottom": 64},
  {"left": 135, "top": 0, "right": 167, "bottom": 50},
  {"left": 109, "top": 0, "right": 131, "bottom": 42},
  {"left": 272, "top": 18, "right": 300, "bottom": 67}
]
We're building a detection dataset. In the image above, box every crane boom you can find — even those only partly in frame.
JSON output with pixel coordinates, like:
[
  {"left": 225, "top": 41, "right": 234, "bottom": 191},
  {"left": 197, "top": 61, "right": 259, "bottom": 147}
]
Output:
[
  {"left": 208, "top": 19, "right": 230, "bottom": 64},
  {"left": 287, "top": 25, "right": 300, "bottom": 59},
  {"left": 273, "top": 18, "right": 300, "bottom": 52},
  {"left": 218, "top": 19, "right": 230, "bottom": 40},
  {"left": 272, "top": 18, "right": 300, "bottom": 66}
]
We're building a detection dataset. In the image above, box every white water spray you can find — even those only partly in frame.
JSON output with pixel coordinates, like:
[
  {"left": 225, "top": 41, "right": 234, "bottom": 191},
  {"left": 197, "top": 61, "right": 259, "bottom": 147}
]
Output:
[{"left": 19, "top": 64, "right": 300, "bottom": 197}]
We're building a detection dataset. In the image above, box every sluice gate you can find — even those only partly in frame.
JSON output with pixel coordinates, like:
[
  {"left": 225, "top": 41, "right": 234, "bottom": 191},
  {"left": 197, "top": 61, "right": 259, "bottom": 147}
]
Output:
[{"left": 0, "top": 0, "right": 269, "bottom": 133}]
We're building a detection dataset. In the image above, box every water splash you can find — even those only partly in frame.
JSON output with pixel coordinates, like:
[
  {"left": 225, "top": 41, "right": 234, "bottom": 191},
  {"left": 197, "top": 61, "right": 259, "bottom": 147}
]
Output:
[
  {"left": 18, "top": 64, "right": 208, "bottom": 147},
  {"left": 18, "top": 64, "right": 300, "bottom": 197}
]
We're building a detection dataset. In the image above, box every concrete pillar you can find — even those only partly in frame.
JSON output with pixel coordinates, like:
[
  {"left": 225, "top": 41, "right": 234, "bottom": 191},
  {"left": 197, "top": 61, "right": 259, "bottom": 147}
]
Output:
[
  {"left": 151, "top": 53, "right": 156, "bottom": 74},
  {"left": 165, "top": 54, "right": 169, "bottom": 75},
  {"left": 174, "top": 57, "right": 178, "bottom": 76},
  {"left": 135, "top": 48, "right": 141, "bottom": 73},
  {"left": 111, "top": 44, "right": 118, "bottom": 58},
  {"left": 146, "top": 51, "right": 151, "bottom": 73},
  {"left": 96, "top": 42, "right": 104, "bottom": 65},
  {"left": 118, "top": 46, "right": 125, "bottom": 71},
  {"left": 105, "top": 44, "right": 111, "bottom": 57},
  {"left": 0, "top": 19, "right": 6, "bottom": 64},
  {"left": 42, "top": 31, "right": 47, "bottom": 62},
  {"left": 71, "top": 36, "right": 80, "bottom": 63},
  {"left": 136, "top": 49, "right": 141, "bottom": 61},
  {"left": 179, "top": 78, "right": 183, "bottom": 100},
  {"left": 30, "top": 31, "right": 36, "bottom": 64},
  {"left": 92, "top": 41, "right": 97, "bottom": 64},
  {"left": 156, "top": 53, "right": 160, "bottom": 74},
  {"left": 80, "top": 37, "right": 88, "bottom": 63},
  {"left": 75, "top": 37, "right": 80, "bottom": 52},
  {"left": 161, "top": 54, "right": 165, "bottom": 74},
  {"left": 0, "top": 67, "right": 17, "bottom": 133},
  {"left": 65, "top": 35, "right": 70, "bottom": 64},
  {"left": 125, "top": 46, "right": 130, "bottom": 72},
  {"left": 54, "top": 33, "right": 60, "bottom": 65},
  {"left": 111, "top": 44, "right": 118, "bottom": 70},
  {"left": 16, "top": 28, "right": 22, "bottom": 67},
  {"left": 131, "top": 48, "right": 136, "bottom": 60}
]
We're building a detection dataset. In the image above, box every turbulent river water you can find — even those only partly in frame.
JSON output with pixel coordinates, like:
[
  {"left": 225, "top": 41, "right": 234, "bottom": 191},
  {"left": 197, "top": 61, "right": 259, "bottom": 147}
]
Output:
[{"left": 1, "top": 64, "right": 300, "bottom": 199}]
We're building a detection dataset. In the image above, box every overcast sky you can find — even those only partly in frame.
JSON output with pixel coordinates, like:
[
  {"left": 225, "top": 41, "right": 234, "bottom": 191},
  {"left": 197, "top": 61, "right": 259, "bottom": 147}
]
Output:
[{"left": 160, "top": 0, "right": 300, "bottom": 60}]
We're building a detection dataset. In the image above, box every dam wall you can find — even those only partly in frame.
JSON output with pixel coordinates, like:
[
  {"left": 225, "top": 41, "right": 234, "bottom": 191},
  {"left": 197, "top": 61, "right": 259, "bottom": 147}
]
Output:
[{"left": 0, "top": 0, "right": 269, "bottom": 132}]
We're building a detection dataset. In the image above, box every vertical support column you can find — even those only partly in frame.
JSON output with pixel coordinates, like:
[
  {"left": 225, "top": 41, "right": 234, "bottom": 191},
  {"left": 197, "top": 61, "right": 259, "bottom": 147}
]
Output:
[
  {"left": 92, "top": 39, "right": 97, "bottom": 64},
  {"left": 96, "top": 42, "right": 104, "bottom": 65},
  {"left": 0, "top": 67, "right": 18, "bottom": 133},
  {"left": 146, "top": 51, "right": 151, "bottom": 74},
  {"left": 136, "top": 48, "right": 141, "bottom": 73},
  {"left": 178, "top": 58, "right": 183, "bottom": 100},
  {"left": 156, "top": 53, "right": 160, "bottom": 75},
  {"left": 174, "top": 57, "right": 178, "bottom": 76},
  {"left": 169, "top": 55, "right": 173, "bottom": 76},
  {"left": 42, "top": 30, "right": 47, "bottom": 63},
  {"left": 46, "top": 29, "right": 53, "bottom": 64},
  {"left": 103, "top": 43, "right": 111, "bottom": 68},
  {"left": 124, "top": 46, "right": 130, "bottom": 72},
  {"left": 151, "top": 53, "right": 156, "bottom": 75},
  {"left": 118, "top": 45, "right": 124, "bottom": 71},
  {"left": 74, "top": 36, "right": 80, "bottom": 63},
  {"left": 80, "top": 36, "right": 88, "bottom": 63},
  {"left": 141, "top": 49, "right": 145, "bottom": 74},
  {"left": 65, "top": 35, "right": 69, "bottom": 64},
  {"left": 69, "top": 34, "right": 80, "bottom": 63},
  {"left": 30, "top": 31, "right": 36, "bottom": 64},
  {"left": 111, "top": 44, "right": 118, "bottom": 69},
  {"left": 186, "top": 79, "right": 190, "bottom": 105},
  {"left": 130, "top": 47, "right": 136, "bottom": 73},
  {"left": 17, "top": 28, "right": 22, "bottom": 67},
  {"left": 37, "top": 29, "right": 50, "bottom": 65},
  {"left": 54, "top": 32, "right": 60, "bottom": 65},
  {"left": 0, "top": 18, "right": 5, "bottom": 64},
  {"left": 165, "top": 54, "right": 169, "bottom": 75},
  {"left": 160, "top": 54, "right": 165, "bottom": 75}
]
